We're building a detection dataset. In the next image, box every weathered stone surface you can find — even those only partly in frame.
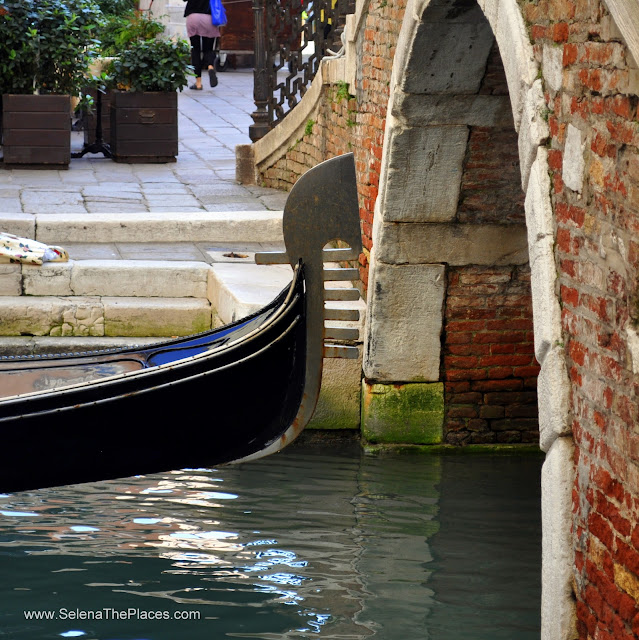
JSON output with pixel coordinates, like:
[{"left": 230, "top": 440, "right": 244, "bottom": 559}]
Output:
[
  {"left": 562, "top": 124, "right": 586, "bottom": 193},
  {"left": 208, "top": 263, "right": 292, "bottom": 323},
  {"left": 362, "top": 381, "right": 444, "bottom": 443},
  {"left": 22, "top": 262, "right": 73, "bottom": 296},
  {"left": 626, "top": 325, "right": 639, "bottom": 374},
  {"left": 392, "top": 93, "right": 513, "bottom": 128},
  {"left": 375, "top": 223, "right": 529, "bottom": 266},
  {"left": 236, "top": 144, "right": 257, "bottom": 185},
  {"left": 538, "top": 347, "right": 572, "bottom": 452},
  {"left": 542, "top": 45, "right": 564, "bottom": 93},
  {"left": 0, "top": 296, "right": 103, "bottom": 336},
  {"left": 0, "top": 264, "right": 22, "bottom": 296},
  {"left": 403, "top": 16, "right": 494, "bottom": 94},
  {"left": 524, "top": 148, "right": 563, "bottom": 363},
  {"left": 35, "top": 212, "right": 284, "bottom": 244},
  {"left": 541, "top": 436, "right": 577, "bottom": 640},
  {"left": 381, "top": 126, "right": 468, "bottom": 223},
  {"left": 0, "top": 214, "right": 35, "bottom": 238},
  {"left": 492, "top": 0, "right": 539, "bottom": 129},
  {"left": 103, "top": 297, "right": 212, "bottom": 337},
  {"left": 0, "top": 335, "right": 159, "bottom": 356},
  {"left": 308, "top": 355, "right": 362, "bottom": 430},
  {"left": 70, "top": 260, "right": 210, "bottom": 298},
  {"left": 518, "top": 79, "right": 550, "bottom": 190},
  {"left": 363, "top": 263, "right": 445, "bottom": 382}
]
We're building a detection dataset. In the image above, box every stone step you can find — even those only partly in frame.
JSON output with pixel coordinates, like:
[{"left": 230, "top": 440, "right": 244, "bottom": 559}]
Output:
[
  {"left": 3, "top": 260, "right": 212, "bottom": 299},
  {"left": 0, "top": 257, "right": 364, "bottom": 430},
  {"left": 208, "top": 262, "right": 366, "bottom": 336},
  {"left": 0, "top": 295, "right": 213, "bottom": 338},
  {"left": 1, "top": 210, "right": 284, "bottom": 244},
  {"left": 0, "top": 254, "right": 365, "bottom": 337}
]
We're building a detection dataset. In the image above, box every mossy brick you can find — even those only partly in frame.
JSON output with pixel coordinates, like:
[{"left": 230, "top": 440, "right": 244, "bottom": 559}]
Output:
[{"left": 362, "top": 381, "right": 444, "bottom": 444}]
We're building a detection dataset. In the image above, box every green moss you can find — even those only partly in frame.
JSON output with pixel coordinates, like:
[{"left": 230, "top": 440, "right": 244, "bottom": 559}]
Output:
[
  {"left": 363, "top": 443, "right": 543, "bottom": 456},
  {"left": 105, "top": 314, "right": 210, "bottom": 337},
  {"left": 362, "top": 382, "right": 444, "bottom": 444}
]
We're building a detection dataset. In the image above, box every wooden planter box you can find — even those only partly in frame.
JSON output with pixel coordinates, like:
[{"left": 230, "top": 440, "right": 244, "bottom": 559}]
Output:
[
  {"left": 2, "top": 94, "right": 71, "bottom": 166},
  {"left": 110, "top": 91, "right": 178, "bottom": 163}
]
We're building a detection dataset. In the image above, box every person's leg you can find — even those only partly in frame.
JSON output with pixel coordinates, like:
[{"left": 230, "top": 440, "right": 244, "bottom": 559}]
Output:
[
  {"left": 202, "top": 37, "right": 218, "bottom": 87},
  {"left": 190, "top": 35, "right": 203, "bottom": 89}
]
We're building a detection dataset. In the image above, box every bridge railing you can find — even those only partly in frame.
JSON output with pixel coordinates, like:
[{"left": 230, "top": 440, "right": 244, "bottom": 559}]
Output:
[{"left": 249, "top": 0, "right": 355, "bottom": 142}]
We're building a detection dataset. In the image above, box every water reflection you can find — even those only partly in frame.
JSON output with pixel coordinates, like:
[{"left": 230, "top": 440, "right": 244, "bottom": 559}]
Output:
[{"left": 0, "top": 443, "right": 541, "bottom": 639}]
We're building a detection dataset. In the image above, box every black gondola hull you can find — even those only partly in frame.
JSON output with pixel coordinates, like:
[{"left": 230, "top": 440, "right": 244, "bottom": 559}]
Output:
[{"left": 0, "top": 268, "right": 306, "bottom": 493}]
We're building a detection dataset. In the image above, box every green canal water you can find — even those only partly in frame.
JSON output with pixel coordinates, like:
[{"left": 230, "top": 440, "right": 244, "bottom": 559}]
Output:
[{"left": 0, "top": 442, "right": 542, "bottom": 639}]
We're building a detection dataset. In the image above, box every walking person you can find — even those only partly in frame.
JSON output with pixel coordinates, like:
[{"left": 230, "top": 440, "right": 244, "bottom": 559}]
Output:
[{"left": 183, "top": 0, "right": 219, "bottom": 90}]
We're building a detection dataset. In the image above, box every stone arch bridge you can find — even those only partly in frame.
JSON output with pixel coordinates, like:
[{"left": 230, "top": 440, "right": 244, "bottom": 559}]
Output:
[{"left": 239, "top": 0, "right": 639, "bottom": 636}]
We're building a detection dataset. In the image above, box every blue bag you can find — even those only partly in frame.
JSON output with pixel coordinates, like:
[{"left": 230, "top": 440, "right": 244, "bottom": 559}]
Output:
[{"left": 210, "top": 0, "right": 227, "bottom": 27}]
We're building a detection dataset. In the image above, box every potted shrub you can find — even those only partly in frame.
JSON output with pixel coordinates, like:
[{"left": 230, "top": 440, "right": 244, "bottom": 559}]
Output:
[
  {"left": 82, "top": 6, "right": 163, "bottom": 147},
  {"left": 105, "top": 37, "right": 191, "bottom": 163},
  {"left": 0, "top": 0, "right": 102, "bottom": 166}
]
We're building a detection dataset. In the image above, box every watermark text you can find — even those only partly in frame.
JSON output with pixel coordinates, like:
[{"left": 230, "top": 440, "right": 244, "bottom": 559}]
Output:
[{"left": 24, "top": 608, "right": 201, "bottom": 622}]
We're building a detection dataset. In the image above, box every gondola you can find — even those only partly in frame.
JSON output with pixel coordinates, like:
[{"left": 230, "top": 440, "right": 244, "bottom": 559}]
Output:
[{"left": 0, "top": 154, "right": 362, "bottom": 493}]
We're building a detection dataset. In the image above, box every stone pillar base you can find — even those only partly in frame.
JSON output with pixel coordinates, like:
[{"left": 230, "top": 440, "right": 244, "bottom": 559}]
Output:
[
  {"left": 236, "top": 144, "right": 257, "bottom": 185},
  {"left": 362, "top": 381, "right": 444, "bottom": 444}
]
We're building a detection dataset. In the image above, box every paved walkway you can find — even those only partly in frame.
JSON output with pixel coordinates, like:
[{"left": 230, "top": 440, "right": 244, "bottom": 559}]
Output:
[{"left": 0, "top": 70, "right": 288, "bottom": 216}]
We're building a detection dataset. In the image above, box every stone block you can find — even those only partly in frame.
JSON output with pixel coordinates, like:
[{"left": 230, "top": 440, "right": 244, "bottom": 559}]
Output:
[
  {"left": 0, "top": 214, "right": 36, "bottom": 239},
  {"left": 70, "top": 260, "right": 210, "bottom": 298},
  {"left": 375, "top": 223, "right": 529, "bottom": 266},
  {"left": 363, "top": 263, "right": 445, "bottom": 382},
  {"left": 35, "top": 212, "right": 284, "bottom": 244},
  {"left": 381, "top": 125, "right": 468, "bottom": 223},
  {"left": 362, "top": 381, "right": 444, "bottom": 444},
  {"left": 626, "top": 325, "right": 639, "bottom": 374},
  {"left": 235, "top": 144, "right": 257, "bottom": 185},
  {"left": 0, "top": 264, "right": 22, "bottom": 296},
  {"left": 518, "top": 79, "right": 550, "bottom": 190},
  {"left": 0, "top": 296, "right": 104, "bottom": 336},
  {"left": 403, "top": 19, "right": 494, "bottom": 95},
  {"left": 393, "top": 92, "right": 514, "bottom": 128},
  {"left": 308, "top": 355, "right": 362, "bottom": 430},
  {"left": 524, "top": 148, "right": 562, "bottom": 363},
  {"left": 208, "top": 263, "right": 292, "bottom": 323},
  {"left": 538, "top": 347, "right": 572, "bottom": 452},
  {"left": 562, "top": 124, "right": 585, "bottom": 193},
  {"left": 542, "top": 45, "right": 564, "bottom": 93},
  {"left": 541, "top": 436, "right": 577, "bottom": 640},
  {"left": 22, "top": 262, "right": 73, "bottom": 296},
  {"left": 103, "top": 297, "right": 212, "bottom": 337}
]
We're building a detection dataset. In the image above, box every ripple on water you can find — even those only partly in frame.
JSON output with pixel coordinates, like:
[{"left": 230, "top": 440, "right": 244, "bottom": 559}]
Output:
[{"left": 0, "top": 445, "right": 541, "bottom": 639}]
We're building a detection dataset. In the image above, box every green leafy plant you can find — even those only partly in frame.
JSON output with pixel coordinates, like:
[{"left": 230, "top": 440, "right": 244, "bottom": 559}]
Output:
[
  {"left": 334, "top": 80, "right": 354, "bottom": 104},
  {"left": 107, "top": 38, "right": 192, "bottom": 92},
  {"left": 96, "top": 0, "right": 134, "bottom": 16},
  {"left": 98, "top": 9, "right": 165, "bottom": 56},
  {"left": 0, "top": 0, "right": 102, "bottom": 96},
  {"left": 304, "top": 119, "right": 315, "bottom": 137}
]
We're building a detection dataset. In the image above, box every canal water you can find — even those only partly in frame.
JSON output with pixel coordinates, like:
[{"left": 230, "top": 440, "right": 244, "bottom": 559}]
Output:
[{"left": 0, "top": 442, "right": 542, "bottom": 639}]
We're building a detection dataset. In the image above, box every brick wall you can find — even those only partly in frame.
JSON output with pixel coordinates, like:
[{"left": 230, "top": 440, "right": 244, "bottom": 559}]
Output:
[
  {"left": 444, "top": 265, "right": 540, "bottom": 444},
  {"left": 521, "top": 0, "right": 639, "bottom": 635},
  {"left": 459, "top": 42, "right": 525, "bottom": 225},
  {"left": 445, "top": 41, "right": 538, "bottom": 444}
]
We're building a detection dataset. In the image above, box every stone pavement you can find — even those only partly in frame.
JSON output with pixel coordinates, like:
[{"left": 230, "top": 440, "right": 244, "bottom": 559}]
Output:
[{"left": 0, "top": 70, "right": 288, "bottom": 217}]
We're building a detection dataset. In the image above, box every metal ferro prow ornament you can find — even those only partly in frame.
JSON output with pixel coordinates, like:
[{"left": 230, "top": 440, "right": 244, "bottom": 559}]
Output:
[{"left": 252, "top": 153, "right": 362, "bottom": 456}]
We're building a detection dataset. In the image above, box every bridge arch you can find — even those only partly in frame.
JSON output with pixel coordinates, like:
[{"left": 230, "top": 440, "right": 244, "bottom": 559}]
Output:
[{"left": 362, "top": 0, "right": 574, "bottom": 635}]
